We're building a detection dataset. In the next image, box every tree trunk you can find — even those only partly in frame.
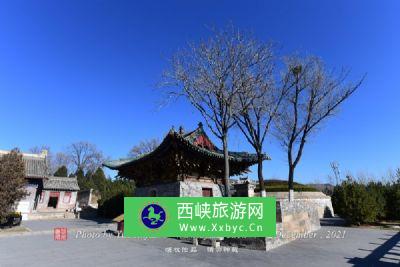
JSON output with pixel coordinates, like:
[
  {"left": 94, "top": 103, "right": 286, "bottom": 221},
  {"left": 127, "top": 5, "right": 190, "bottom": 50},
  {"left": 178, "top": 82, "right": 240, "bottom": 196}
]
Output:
[
  {"left": 288, "top": 165, "right": 294, "bottom": 201},
  {"left": 222, "top": 134, "right": 231, "bottom": 197},
  {"left": 257, "top": 153, "right": 266, "bottom": 197},
  {"left": 288, "top": 165, "right": 294, "bottom": 190}
]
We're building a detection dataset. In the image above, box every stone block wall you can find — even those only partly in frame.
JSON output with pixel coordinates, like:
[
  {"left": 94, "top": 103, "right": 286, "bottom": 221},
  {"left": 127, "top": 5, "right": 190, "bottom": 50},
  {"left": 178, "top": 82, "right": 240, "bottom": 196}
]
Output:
[
  {"left": 135, "top": 182, "right": 181, "bottom": 197},
  {"left": 135, "top": 180, "right": 223, "bottom": 197},
  {"left": 265, "top": 191, "right": 334, "bottom": 218},
  {"left": 224, "top": 200, "right": 321, "bottom": 251},
  {"left": 179, "top": 181, "right": 223, "bottom": 197},
  {"left": 279, "top": 199, "right": 321, "bottom": 233},
  {"left": 77, "top": 189, "right": 100, "bottom": 208}
]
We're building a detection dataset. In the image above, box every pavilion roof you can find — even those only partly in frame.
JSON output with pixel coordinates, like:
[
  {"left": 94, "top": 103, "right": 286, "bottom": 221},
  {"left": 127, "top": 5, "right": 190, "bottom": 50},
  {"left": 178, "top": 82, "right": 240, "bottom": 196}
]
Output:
[{"left": 104, "top": 123, "right": 270, "bottom": 172}]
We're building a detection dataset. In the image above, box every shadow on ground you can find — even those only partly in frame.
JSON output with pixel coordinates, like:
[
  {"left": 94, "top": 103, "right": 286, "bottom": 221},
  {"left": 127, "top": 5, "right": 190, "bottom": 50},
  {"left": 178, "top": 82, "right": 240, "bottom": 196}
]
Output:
[
  {"left": 79, "top": 207, "right": 112, "bottom": 224},
  {"left": 346, "top": 231, "right": 400, "bottom": 266},
  {"left": 320, "top": 217, "right": 347, "bottom": 227}
]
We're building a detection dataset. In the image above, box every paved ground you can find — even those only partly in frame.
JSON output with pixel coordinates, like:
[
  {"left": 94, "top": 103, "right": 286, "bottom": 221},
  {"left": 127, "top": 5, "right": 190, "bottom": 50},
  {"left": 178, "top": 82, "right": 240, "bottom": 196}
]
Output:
[
  {"left": 0, "top": 219, "right": 399, "bottom": 267},
  {"left": 21, "top": 218, "right": 113, "bottom": 232}
]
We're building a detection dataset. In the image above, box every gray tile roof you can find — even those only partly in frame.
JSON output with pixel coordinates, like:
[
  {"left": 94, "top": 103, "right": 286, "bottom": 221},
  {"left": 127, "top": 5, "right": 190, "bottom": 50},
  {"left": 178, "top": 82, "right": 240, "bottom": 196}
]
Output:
[
  {"left": 22, "top": 155, "right": 48, "bottom": 178},
  {"left": 0, "top": 150, "right": 49, "bottom": 178},
  {"left": 43, "top": 176, "right": 80, "bottom": 191},
  {"left": 104, "top": 124, "right": 270, "bottom": 170}
]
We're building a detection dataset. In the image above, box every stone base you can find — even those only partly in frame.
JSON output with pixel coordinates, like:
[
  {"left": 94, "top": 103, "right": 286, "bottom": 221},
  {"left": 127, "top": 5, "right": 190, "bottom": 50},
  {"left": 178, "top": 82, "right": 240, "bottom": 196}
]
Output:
[
  {"left": 266, "top": 191, "right": 334, "bottom": 219},
  {"left": 135, "top": 181, "right": 223, "bottom": 197},
  {"left": 222, "top": 200, "right": 321, "bottom": 251}
]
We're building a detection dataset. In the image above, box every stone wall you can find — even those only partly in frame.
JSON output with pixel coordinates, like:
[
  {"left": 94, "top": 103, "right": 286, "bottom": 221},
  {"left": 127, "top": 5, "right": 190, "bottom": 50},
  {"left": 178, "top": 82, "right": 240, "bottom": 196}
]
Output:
[
  {"left": 179, "top": 181, "right": 223, "bottom": 197},
  {"left": 135, "top": 180, "right": 223, "bottom": 197},
  {"left": 135, "top": 182, "right": 181, "bottom": 197},
  {"left": 279, "top": 199, "right": 321, "bottom": 233},
  {"left": 223, "top": 199, "right": 321, "bottom": 251},
  {"left": 265, "top": 191, "right": 334, "bottom": 218},
  {"left": 77, "top": 189, "right": 100, "bottom": 208}
]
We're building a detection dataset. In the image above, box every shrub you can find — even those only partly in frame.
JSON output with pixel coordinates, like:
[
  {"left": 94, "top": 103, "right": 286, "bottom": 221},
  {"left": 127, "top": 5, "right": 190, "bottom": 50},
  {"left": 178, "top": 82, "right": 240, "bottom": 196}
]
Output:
[
  {"left": 0, "top": 149, "right": 27, "bottom": 222},
  {"left": 332, "top": 174, "right": 400, "bottom": 224},
  {"left": 366, "top": 182, "right": 387, "bottom": 220},
  {"left": 385, "top": 181, "right": 400, "bottom": 220},
  {"left": 97, "top": 193, "right": 125, "bottom": 219},
  {"left": 97, "top": 179, "right": 135, "bottom": 218},
  {"left": 332, "top": 178, "right": 379, "bottom": 225}
]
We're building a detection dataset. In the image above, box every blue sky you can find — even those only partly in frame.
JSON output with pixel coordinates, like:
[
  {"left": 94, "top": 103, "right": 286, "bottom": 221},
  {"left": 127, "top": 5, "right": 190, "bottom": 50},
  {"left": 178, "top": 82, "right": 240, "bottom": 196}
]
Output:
[{"left": 0, "top": 1, "right": 399, "bottom": 183}]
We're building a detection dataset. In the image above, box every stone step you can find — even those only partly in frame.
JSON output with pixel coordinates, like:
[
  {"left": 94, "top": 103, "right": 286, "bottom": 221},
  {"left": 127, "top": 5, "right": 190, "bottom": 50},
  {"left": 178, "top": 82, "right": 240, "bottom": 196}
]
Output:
[{"left": 26, "top": 212, "right": 76, "bottom": 220}]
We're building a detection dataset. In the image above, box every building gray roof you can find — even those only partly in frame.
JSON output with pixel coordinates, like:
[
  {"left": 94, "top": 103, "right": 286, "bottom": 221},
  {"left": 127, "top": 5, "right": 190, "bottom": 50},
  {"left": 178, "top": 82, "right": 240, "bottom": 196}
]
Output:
[
  {"left": 43, "top": 176, "right": 80, "bottom": 191},
  {"left": 23, "top": 155, "right": 49, "bottom": 178},
  {"left": 0, "top": 150, "right": 49, "bottom": 178}
]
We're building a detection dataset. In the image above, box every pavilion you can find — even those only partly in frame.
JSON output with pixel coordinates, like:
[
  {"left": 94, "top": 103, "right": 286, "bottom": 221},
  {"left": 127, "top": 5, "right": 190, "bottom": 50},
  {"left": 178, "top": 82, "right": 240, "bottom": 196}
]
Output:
[{"left": 103, "top": 123, "right": 269, "bottom": 197}]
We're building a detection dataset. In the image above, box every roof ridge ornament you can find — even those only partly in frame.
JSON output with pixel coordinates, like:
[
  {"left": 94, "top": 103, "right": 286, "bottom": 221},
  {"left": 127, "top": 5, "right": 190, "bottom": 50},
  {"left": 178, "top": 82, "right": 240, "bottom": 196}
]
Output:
[
  {"left": 168, "top": 126, "right": 175, "bottom": 135},
  {"left": 198, "top": 122, "right": 203, "bottom": 129},
  {"left": 179, "top": 126, "right": 184, "bottom": 135}
]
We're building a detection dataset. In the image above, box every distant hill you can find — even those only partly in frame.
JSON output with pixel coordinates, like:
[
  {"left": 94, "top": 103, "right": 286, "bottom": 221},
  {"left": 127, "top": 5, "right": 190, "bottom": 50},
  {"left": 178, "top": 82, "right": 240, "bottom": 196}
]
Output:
[
  {"left": 306, "top": 183, "right": 334, "bottom": 194},
  {"left": 256, "top": 179, "right": 318, "bottom": 192}
]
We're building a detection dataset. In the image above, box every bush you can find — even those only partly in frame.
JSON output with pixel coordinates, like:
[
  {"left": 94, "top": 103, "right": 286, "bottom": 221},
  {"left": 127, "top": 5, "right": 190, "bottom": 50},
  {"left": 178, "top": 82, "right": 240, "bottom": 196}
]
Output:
[
  {"left": 74, "top": 167, "right": 135, "bottom": 219},
  {"left": 0, "top": 149, "right": 27, "bottom": 222},
  {"left": 385, "top": 181, "right": 400, "bottom": 220},
  {"left": 366, "top": 182, "right": 387, "bottom": 220},
  {"left": 97, "top": 193, "right": 125, "bottom": 219},
  {"left": 332, "top": 178, "right": 378, "bottom": 225},
  {"left": 332, "top": 176, "right": 400, "bottom": 225},
  {"left": 0, "top": 212, "right": 22, "bottom": 228},
  {"left": 97, "top": 179, "right": 135, "bottom": 218}
]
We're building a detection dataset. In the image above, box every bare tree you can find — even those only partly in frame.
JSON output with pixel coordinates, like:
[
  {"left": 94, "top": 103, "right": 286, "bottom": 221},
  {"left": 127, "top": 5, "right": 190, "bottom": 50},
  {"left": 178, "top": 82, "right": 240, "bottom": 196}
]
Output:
[
  {"left": 128, "top": 138, "right": 160, "bottom": 157},
  {"left": 66, "top": 142, "right": 104, "bottom": 173},
  {"left": 162, "top": 26, "right": 261, "bottom": 196},
  {"left": 274, "top": 55, "right": 364, "bottom": 200},
  {"left": 233, "top": 44, "right": 289, "bottom": 196},
  {"left": 330, "top": 161, "right": 341, "bottom": 185},
  {"left": 53, "top": 152, "right": 71, "bottom": 174}
]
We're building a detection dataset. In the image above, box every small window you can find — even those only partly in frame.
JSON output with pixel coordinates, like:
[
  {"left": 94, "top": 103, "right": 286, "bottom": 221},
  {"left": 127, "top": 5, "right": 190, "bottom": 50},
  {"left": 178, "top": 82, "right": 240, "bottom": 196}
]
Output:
[
  {"left": 63, "top": 192, "right": 71, "bottom": 203},
  {"left": 202, "top": 188, "right": 213, "bottom": 197},
  {"left": 149, "top": 189, "right": 157, "bottom": 197}
]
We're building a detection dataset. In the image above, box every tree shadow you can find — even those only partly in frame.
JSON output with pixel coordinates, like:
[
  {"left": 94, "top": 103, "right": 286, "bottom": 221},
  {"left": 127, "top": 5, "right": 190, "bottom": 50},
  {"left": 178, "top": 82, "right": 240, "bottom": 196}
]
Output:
[
  {"left": 323, "top": 206, "right": 333, "bottom": 218},
  {"left": 79, "top": 206, "right": 112, "bottom": 224},
  {"left": 320, "top": 217, "right": 347, "bottom": 227},
  {"left": 346, "top": 232, "right": 400, "bottom": 266}
]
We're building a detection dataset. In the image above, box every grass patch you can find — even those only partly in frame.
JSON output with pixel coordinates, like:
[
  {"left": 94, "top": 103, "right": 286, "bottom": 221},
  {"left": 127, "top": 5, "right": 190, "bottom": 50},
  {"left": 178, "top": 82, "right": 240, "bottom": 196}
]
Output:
[{"left": 254, "top": 179, "right": 318, "bottom": 192}]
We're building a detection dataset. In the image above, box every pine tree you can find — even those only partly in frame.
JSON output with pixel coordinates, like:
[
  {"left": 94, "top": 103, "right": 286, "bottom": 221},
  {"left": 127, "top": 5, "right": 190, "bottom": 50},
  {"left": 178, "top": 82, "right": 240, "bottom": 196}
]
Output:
[
  {"left": 53, "top": 165, "right": 68, "bottom": 177},
  {"left": 0, "top": 149, "right": 27, "bottom": 221},
  {"left": 90, "top": 168, "right": 108, "bottom": 194},
  {"left": 76, "top": 168, "right": 93, "bottom": 191}
]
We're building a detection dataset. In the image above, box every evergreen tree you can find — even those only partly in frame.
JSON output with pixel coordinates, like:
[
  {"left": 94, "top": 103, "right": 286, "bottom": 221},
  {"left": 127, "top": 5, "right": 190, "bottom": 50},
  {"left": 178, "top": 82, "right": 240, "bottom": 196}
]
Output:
[
  {"left": 0, "top": 149, "right": 27, "bottom": 221},
  {"left": 76, "top": 168, "right": 94, "bottom": 191},
  {"left": 90, "top": 168, "right": 108, "bottom": 194},
  {"left": 53, "top": 165, "right": 68, "bottom": 177},
  {"left": 98, "top": 178, "right": 135, "bottom": 218}
]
